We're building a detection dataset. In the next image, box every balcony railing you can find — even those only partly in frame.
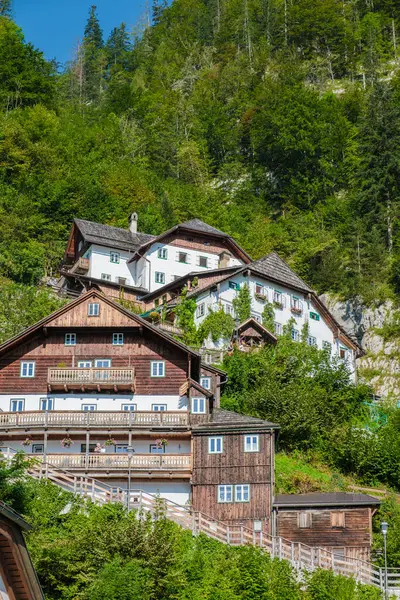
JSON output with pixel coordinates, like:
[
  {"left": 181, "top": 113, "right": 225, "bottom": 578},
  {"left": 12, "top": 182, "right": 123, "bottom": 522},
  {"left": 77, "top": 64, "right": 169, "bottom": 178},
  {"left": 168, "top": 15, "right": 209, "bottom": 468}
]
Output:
[
  {"left": 0, "top": 410, "right": 189, "bottom": 428},
  {"left": 48, "top": 368, "right": 135, "bottom": 390},
  {"left": 29, "top": 453, "right": 192, "bottom": 471},
  {"left": 69, "top": 257, "right": 90, "bottom": 274}
]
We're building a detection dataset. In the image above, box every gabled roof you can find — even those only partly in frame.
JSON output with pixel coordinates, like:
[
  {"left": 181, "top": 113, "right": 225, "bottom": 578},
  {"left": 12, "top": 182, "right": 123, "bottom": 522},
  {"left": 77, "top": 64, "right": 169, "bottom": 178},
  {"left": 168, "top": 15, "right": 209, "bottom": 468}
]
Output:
[
  {"left": 74, "top": 219, "right": 155, "bottom": 253},
  {"left": 192, "top": 408, "right": 279, "bottom": 433},
  {"left": 128, "top": 219, "right": 253, "bottom": 264},
  {"left": 0, "top": 290, "right": 201, "bottom": 362},
  {"left": 250, "top": 252, "right": 313, "bottom": 293},
  {"left": 0, "top": 501, "right": 31, "bottom": 531},
  {"left": 273, "top": 493, "right": 381, "bottom": 508},
  {"left": 237, "top": 318, "right": 277, "bottom": 343},
  {"left": 59, "top": 270, "right": 148, "bottom": 295}
]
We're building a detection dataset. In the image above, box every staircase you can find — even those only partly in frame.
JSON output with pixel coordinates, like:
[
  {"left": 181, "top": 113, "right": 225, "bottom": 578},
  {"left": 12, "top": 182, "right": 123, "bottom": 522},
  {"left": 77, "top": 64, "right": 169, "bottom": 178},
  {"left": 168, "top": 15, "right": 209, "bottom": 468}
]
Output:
[{"left": 3, "top": 449, "right": 400, "bottom": 595}]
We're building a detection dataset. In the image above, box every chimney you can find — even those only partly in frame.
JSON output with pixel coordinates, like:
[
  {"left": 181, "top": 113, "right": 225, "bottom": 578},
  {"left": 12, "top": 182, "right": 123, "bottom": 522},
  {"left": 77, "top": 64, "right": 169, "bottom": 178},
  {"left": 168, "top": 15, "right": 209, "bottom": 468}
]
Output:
[
  {"left": 129, "top": 212, "right": 138, "bottom": 234},
  {"left": 219, "top": 251, "right": 231, "bottom": 268}
]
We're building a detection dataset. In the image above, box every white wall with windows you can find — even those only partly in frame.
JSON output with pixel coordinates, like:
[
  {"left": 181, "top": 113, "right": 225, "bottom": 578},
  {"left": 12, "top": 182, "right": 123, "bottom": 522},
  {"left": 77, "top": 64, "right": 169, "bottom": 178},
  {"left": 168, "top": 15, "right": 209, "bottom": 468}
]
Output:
[
  {"left": 84, "top": 244, "right": 135, "bottom": 286},
  {"left": 191, "top": 273, "right": 356, "bottom": 375},
  {"left": 0, "top": 394, "right": 189, "bottom": 413},
  {"left": 6, "top": 439, "right": 191, "bottom": 455}
]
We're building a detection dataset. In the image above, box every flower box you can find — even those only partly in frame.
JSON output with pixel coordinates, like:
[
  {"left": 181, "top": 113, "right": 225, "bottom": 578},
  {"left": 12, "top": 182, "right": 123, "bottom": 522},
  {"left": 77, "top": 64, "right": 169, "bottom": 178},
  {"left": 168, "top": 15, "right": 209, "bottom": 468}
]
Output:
[
  {"left": 291, "top": 307, "right": 302, "bottom": 315},
  {"left": 273, "top": 301, "right": 283, "bottom": 309},
  {"left": 255, "top": 293, "right": 267, "bottom": 302}
]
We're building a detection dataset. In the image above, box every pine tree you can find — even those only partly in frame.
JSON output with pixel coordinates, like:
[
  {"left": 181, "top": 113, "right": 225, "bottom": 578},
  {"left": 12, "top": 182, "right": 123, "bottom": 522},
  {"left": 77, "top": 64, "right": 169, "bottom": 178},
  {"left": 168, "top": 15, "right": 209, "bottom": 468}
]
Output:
[
  {"left": 105, "top": 23, "right": 131, "bottom": 68},
  {"left": 152, "top": 0, "right": 167, "bottom": 25},
  {"left": 233, "top": 283, "right": 252, "bottom": 323},
  {"left": 82, "top": 5, "right": 104, "bottom": 103}
]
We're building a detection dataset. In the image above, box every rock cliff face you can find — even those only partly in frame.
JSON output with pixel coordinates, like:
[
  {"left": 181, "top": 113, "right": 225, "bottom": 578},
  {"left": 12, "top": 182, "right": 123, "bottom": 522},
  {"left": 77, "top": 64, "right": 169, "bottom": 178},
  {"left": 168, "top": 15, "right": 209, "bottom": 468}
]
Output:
[{"left": 320, "top": 295, "right": 400, "bottom": 399}]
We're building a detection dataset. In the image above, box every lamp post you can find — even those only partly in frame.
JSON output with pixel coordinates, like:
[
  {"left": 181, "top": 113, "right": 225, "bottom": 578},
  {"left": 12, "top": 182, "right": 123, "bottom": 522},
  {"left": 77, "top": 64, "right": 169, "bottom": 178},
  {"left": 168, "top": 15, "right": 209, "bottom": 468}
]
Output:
[
  {"left": 381, "top": 521, "right": 388, "bottom": 599},
  {"left": 126, "top": 445, "right": 134, "bottom": 512}
]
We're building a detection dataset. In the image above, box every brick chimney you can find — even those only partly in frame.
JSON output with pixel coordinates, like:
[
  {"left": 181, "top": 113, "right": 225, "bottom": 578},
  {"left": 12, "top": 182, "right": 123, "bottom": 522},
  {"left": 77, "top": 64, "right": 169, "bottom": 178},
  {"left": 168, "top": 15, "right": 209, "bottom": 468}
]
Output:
[{"left": 129, "top": 212, "right": 138, "bottom": 234}]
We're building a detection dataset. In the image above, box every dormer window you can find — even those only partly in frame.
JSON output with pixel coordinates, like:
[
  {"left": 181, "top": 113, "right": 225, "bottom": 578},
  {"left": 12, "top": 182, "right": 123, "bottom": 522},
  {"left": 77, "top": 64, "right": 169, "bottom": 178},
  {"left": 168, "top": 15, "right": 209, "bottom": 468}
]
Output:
[
  {"left": 88, "top": 303, "right": 100, "bottom": 316},
  {"left": 110, "top": 251, "right": 120, "bottom": 264}
]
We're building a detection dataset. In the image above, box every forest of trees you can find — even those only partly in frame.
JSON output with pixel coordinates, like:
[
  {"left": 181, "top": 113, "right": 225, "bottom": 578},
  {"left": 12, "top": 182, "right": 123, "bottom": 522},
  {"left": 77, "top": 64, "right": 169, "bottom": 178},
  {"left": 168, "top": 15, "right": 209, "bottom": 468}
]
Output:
[{"left": 1, "top": 0, "right": 400, "bottom": 308}]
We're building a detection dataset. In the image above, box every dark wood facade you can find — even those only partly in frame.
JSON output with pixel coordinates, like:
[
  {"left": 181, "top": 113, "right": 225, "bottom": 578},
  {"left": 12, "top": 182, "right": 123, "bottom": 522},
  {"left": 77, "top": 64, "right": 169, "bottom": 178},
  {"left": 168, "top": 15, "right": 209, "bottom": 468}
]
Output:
[
  {"left": 0, "top": 502, "right": 44, "bottom": 599},
  {"left": 273, "top": 494, "right": 381, "bottom": 561}
]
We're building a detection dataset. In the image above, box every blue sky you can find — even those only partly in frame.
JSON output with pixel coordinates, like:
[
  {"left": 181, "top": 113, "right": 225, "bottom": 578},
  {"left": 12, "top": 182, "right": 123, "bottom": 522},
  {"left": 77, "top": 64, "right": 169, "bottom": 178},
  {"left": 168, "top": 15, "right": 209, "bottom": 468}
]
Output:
[{"left": 14, "top": 0, "right": 146, "bottom": 66}]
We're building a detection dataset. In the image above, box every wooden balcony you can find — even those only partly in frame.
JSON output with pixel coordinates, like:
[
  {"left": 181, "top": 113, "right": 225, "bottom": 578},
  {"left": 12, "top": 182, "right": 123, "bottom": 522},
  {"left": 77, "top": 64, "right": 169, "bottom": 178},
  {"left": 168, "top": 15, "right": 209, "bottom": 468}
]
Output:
[
  {"left": 0, "top": 410, "right": 189, "bottom": 429},
  {"left": 30, "top": 453, "right": 192, "bottom": 473},
  {"left": 69, "top": 257, "right": 90, "bottom": 274},
  {"left": 48, "top": 368, "right": 135, "bottom": 392}
]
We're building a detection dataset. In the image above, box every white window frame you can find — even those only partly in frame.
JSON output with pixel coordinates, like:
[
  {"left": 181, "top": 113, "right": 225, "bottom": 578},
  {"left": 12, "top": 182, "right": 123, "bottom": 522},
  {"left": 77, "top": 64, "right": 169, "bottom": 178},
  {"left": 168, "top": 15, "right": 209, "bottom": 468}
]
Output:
[
  {"left": 291, "top": 296, "right": 303, "bottom": 312},
  {"left": 208, "top": 436, "right": 223, "bottom": 454},
  {"left": 10, "top": 398, "right": 24, "bottom": 412},
  {"left": 20, "top": 361, "right": 35, "bottom": 378},
  {"left": 191, "top": 397, "right": 206, "bottom": 414},
  {"left": 200, "top": 377, "right": 211, "bottom": 390},
  {"left": 40, "top": 397, "right": 54, "bottom": 411},
  {"left": 82, "top": 404, "right": 97, "bottom": 411},
  {"left": 110, "top": 251, "right": 120, "bottom": 264},
  {"left": 155, "top": 271, "right": 165, "bottom": 284},
  {"left": 273, "top": 290, "right": 284, "bottom": 305},
  {"left": 121, "top": 404, "right": 137, "bottom": 411},
  {"left": 244, "top": 435, "right": 259, "bottom": 452},
  {"left": 274, "top": 322, "right": 282, "bottom": 336},
  {"left": 255, "top": 283, "right": 265, "bottom": 296},
  {"left": 158, "top": 247, "right": 168, "bottom": 260},
  {"left": 150, "top": 361, "right": 165, "bottom": 377},
  {"left": 112, "top": 333, "right": 124, "bottom": 346},
  {"left": 78, "top": 360, "right": 92, "bottom": 368},
  {"left": 307, "top": 336, "right": 317, "bottom": 347},
  {"left": 152, "top": 404, "right": 167, "bottom": 411},
  {"left": 101, "top": 273, "right": 111, "bottom": 281},
  {"left": 196, "top": 303, "right": 205, "bottom": 318},
  {"left": 94, "top": 359, "right": 111, "bottom": 368},
  {"left": 65, "top": 333, "right": 76, "bottom": 346},
  {"left": 218, "top": 485, "right": 233, "bottom": 503},
  {"left": 235, "top": 484, "right": 250, "bottom": 502},
  {"left": 224, "top": 303, "right": 234, "bottom": 316},
  {"left": 322, "top": 341, "right": 332, "bottom": 353},
  {"left": 88, "top": 302, "right": 100, "bottom": 317},
  {"left": 291, "top": 328, "right": 300, "bottom": 342}
]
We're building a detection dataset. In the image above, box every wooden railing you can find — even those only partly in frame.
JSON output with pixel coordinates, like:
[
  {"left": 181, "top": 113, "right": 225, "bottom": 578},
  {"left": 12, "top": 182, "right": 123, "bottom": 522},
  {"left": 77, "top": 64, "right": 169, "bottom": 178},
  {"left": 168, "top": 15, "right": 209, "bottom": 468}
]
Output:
[
  {"left": 28, "top": 453, "right": 192, "bottom": 471},
  {"left": 0, "top": 410, "right": 189, "bottom": 428},
  {"left": 158, "top": 323, "right": 183, "bottom": 336},
  {"left": 69, "top": 257, "right": 90, "bottom": 274},
  {"left": 2, "top": 448, "right": 400, "bottom": 593},
  {"left": 48, "top": 368, "right": 134, "bottom": 386}
]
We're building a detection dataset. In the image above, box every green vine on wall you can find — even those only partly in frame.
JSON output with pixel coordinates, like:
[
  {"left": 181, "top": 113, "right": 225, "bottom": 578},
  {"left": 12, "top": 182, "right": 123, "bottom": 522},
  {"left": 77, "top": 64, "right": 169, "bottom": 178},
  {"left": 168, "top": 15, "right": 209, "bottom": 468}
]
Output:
[
  {"left": 232, "top": 283, "right": 252, "bottom": 323},
  {"left": 197, "top": 307, "right": 236, "bottom": 343}
]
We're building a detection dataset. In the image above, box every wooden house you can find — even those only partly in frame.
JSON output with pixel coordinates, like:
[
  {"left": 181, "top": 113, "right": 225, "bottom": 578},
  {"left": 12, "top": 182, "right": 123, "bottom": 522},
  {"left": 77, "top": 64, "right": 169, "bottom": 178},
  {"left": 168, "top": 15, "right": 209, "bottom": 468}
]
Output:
[
  {"left": 272, "top": 493, "right": 381, "bottom": 561},
  {"left": 0, "top": 501, "right": 44, "bottom": 599}
]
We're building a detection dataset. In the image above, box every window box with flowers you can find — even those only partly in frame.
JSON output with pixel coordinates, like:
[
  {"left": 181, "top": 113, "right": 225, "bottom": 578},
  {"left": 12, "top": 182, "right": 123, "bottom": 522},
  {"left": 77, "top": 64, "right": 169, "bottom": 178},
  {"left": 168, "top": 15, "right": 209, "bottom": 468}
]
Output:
[
  {"left": 273, "top": 301, "right": 283, "bottom": 309},
  {"left": 155, "top": 438, "right": 168, "bottom": 449},
  {"left": 61, "top": 437, "right": 73, "bottom": 448},
  {"left": 291, "top": 306, "right": 302, "bottom": 315},
  {"left": 255, "top": 293, "right": 267, "bottom": 302}
]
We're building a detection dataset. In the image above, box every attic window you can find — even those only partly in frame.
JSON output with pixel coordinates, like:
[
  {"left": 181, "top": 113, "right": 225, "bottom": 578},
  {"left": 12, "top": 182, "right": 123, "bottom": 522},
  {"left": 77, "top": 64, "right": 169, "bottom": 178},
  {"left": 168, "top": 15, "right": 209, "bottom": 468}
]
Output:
[
  {"left": 110, "top": 251, "right": 120, "bottom": 264},
  {"left": 331, "top": 512, "right": 345, "bottom": 528},
  {"left": 298, "top": 512, "right": 312, "bottom": 528},
  {"left": 88, "top": 303, "right": 100, "bottom": 317}
]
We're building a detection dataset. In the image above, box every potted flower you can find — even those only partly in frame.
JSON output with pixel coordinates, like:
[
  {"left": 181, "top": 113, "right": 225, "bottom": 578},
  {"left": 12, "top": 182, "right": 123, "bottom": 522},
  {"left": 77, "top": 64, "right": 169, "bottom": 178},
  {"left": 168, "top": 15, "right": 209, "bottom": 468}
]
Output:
[
  {"left": 22, "top": 437, "right": 32, "bottom": 447},
  {"left": 61, "top": 436, "right": 73, "bottom": 448},
  {"left": 273, "top": 300, "right": 283, "bottom": 309},
  {"left": 155, "top": 438, "right": 168, "bottom": 449},
  {"left": 255, "top": 292, "right": 267, "bottom": 302},
  {"left": 105, "top": 438, "right": 116, "bottom": 447}
]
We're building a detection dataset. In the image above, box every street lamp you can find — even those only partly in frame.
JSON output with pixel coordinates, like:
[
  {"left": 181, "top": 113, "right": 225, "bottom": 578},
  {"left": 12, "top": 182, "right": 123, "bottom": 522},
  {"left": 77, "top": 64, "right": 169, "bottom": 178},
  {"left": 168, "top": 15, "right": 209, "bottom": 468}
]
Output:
[
  {"left": 126, "top": 445, "right": 134, "bottom": 512},
  {"left": 381, "top": 521, "right": 388, "bottom": 599}
]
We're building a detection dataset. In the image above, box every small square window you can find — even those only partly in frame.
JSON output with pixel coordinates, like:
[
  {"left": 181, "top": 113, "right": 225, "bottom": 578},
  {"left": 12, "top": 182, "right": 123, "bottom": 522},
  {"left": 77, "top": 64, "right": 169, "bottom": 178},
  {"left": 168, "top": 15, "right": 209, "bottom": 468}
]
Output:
[
  {"left": 196, "top": 303, "right": 205, "bottom": 318},
  {"left": 218, "top": 485, "right": 233, "bottom": 503},
  {"left": 110, "top": 251, "right": 120, "bottom": 264},
  {"left": 101, "top": 273, "right": 111, "bottom": 281},
  {"left": 158, "top": 248, "right": 168, "bottom": 259},
  {"left": 112, "top": 333, "right": 124, "bottom": 345},
  {"left": 150, "top": 444, "right": 165, "bottom": 454},
  {"left": 244, "top": 435, "right": 259, "bottom": 452},
  {"left": 121, "top": 404, "right": 137, "bottom": 411},
  {"left": 191, "top": 397, "right": 206, "bottom": 414},
  {"left": 298, "top": 512, "right": 312, "bottom": 528},
  {"left": 155, "top": 272, "right": 165, "bottom": 284},
  {"left": 20, "top": 361, "right": 35, "bottom": 378},
  {"left": 199, "top": 256, "right": 208, "bottom": 268},
  {"left": 339, "top": 348, "right": 347, "bottom": 360},
  {"left": 178, "top": 252, "right": 188, "bottom": 264},
  {"left": 209, "top": 437, "right": 223, "bottom": 453},
  {"left": 10, "top": 398, "right": 24, "bottom": 412},
  {"left": 65, "top": 333, "right": 76, "bottom": 346},
  {"left": 82, "top": 404, "right": 97, "bottom": 411},
  {"left": 88, "top": 303, "right": 100, "bottom": 316},
  {"left": 200, "top": 377, "right": 211, "bottom": 390},
  {"left": 331, "top": 511, "right": 345, "bottom": 528},
  {"left": 95, "top": 359, "right": 111, "bottom": 368},
  {"left": 151, "top": 361, "right": 165, "bottom": 377},
  {"left": 152, "top": 404, "right": 167, "bottom": 411},
  {"left": 78, "top": 360, "right": 92, "bottom": 368},
  {"left": 235, "top": 484, "right": 250, "bottom": 502}
]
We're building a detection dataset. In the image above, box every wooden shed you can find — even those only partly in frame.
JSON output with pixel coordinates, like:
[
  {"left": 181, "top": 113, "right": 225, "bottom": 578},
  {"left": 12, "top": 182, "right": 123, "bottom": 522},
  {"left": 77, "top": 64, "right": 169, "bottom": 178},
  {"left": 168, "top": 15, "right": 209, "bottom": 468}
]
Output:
[
  {"left": 0, "top": 501, "right": 44, "bottom": 599},
  {"left": 272, "top": 492, "right": 381, "bottom": 562}
]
